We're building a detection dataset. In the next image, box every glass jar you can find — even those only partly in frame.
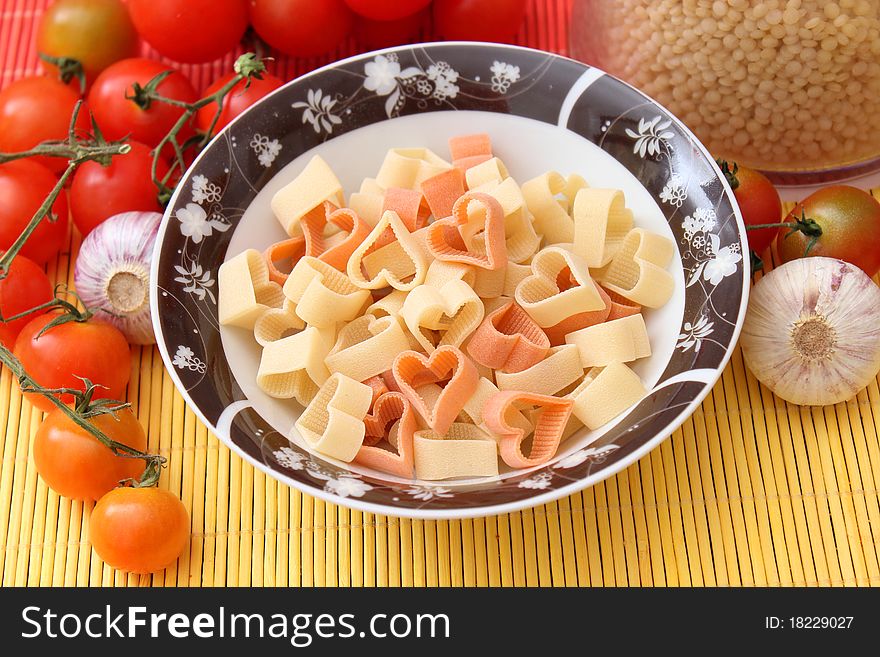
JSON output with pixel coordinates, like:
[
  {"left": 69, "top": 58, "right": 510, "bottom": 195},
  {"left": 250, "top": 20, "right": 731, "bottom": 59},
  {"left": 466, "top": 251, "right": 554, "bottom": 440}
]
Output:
[{"left": 570, "top": 0, "right": 880, "bottom": 184}]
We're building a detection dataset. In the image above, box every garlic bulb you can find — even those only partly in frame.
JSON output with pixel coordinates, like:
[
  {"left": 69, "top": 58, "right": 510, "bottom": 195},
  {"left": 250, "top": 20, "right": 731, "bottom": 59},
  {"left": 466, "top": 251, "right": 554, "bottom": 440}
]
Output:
[
  {"left": 74, "top": 211, "right": 162, "bottom": 345},
  {"left": 741, "top": 257, "right": 880, "bottom": 406}
]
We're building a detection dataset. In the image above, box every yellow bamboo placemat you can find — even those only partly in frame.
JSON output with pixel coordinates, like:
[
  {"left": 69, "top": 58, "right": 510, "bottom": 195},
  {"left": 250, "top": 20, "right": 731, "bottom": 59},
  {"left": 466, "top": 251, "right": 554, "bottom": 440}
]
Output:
[
  {"left": 3, "top": 195, "right": 880, "bottom": 586},
  {"left": 2, "top": 0, "right": 880, "bottom": 587}
]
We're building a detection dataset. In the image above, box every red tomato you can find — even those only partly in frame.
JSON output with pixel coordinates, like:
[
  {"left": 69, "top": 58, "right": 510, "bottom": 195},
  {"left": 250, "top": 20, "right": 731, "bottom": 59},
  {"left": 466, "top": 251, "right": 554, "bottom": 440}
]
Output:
[
  {"left": 433, "top": 0, "right": 527, "bottom": 42},
  {"left": 90, "top": 487, "right": 189, "bottom": 574},
  {"left": 776, "top": 186, "right": 880, "bottom": 278},
  {"left": 37, "top": 0, "right": 139, "bottom": 83},
  {"left": 249, "top": 0, "right": 355, "bottom": 57},
  {"left": 0, "top": 160, "right": 70, "bottom": 265},
  {"left": 34, "top": 406, "right": 147, "bottom": 501},
  {"left": 88, "top": 58, "right": 198, "bottom": 147},
  {"left": 354, "top": 9, "right": 428, "bottom": 50},
  {"left": 128, "top": 0, "right": 248, "bottom": 64},
  {"left": 0, "top": 256, "right": 53, "bottom": 349},
  {"left": 344, "top": 0, "right": 431, "bottom": 21},
  {"left": 718, "top": 160, "right": 783, "bottom": 255},
  {"left": 70, "top": 141, "right": 168, "bottom": 236},
  {"left": 195, "top": 72, "right": 284, "bottom": 135},
  {"left": 0, "top": 76, "right": 91, "bottom": 174},
  {"left": 14, "top": 313, "right": 131, "bottom": 413}
]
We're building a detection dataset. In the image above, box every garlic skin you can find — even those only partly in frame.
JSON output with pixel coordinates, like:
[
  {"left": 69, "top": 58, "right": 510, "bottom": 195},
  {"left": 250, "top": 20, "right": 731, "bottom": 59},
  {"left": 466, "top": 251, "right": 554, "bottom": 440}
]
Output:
[
  {"left": 741, "top": 257, "right": 880, "bottom": 406},
  {"left": 74, "top": 211, "right": 162, "bottom": 345}
]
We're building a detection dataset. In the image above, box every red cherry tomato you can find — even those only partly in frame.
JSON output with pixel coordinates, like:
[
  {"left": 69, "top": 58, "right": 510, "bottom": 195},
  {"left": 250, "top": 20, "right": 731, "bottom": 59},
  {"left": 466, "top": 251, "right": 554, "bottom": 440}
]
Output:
[
  {"left": 0, "top": 76, "right": 91, "bottom": 174},
  {"left": 249, "top": 0, "right": 355, "bottom": 57},
  {"left": 344, "top": 0, "right": 431, "bottom": 21},
  {"left": 70, "top": 141, "right": 169, "bottom": 236},
  {"left": 0, "top": 160, "right": 70, "bottom": 265},
  {"left": 718, "top": 160, "right": 783, "bottom": 256},
  {"left": 128, "top": 0, "right": 249, "bottom": 64},
  {"left": 0, "top": 256, "right": 53, "bottom": 349},
  {"left": 776, "top": 186, "right": 880, "bottom": 278},
  {"left": 34, "top": 406, "right": 147, "bottom": 502},
  {"left": 14, "top": 312, "right": 131, "bottom": 414},
  {"left": 433, "top": 0, "right": 527, "bottom": 42},
  {"left": 88, "top": 58, "right": 198, "bottom": 147},
  {"left": 37, "top": 0, "right": 139, "bottom": 83},
  {"left": 90, "top": 487, "right": 189, "bottom": 574},
  {"left": 195, "top": 72, "right": 284, "bottom": 135},
  {"left": 354, "top": 9, "right": 428, "bottom": 50}
]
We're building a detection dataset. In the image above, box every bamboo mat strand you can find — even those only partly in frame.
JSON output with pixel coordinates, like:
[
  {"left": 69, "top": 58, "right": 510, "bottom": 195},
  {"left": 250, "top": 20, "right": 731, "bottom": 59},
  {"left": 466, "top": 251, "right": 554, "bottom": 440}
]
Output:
[{"left": 2, "top": 0, "right": 880, "bottom": 587}]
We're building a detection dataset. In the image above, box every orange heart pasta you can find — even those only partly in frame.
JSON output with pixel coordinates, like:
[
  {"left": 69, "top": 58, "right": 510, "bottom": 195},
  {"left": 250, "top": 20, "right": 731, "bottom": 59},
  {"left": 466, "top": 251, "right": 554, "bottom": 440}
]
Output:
[{"left": 218, "top": 134, "right": 675, "bottom": 481}]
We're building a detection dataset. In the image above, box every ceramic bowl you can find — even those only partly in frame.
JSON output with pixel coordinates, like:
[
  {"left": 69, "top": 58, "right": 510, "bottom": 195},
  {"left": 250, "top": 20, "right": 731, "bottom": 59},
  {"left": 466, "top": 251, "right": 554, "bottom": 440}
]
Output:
[{"left": 151, "top": 42, "right": 748, "bottom": 518}]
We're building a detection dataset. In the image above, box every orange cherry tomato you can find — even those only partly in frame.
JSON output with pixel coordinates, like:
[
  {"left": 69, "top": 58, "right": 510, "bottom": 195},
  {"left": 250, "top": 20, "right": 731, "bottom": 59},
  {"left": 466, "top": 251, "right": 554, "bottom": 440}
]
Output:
[
  {"left": 0, "top": 255, "right": 52, "bottom": 349},
  {"left": 90, "top": 487, "right": 189, "bottom": 574},
  {"left": 776, "top": 185, "right": 880, "bottom": 278},
  {"left": 37, "top": 0, "right": 139, "bottom": 83},
  {"left": 0, "top": 76, "right": 91, "bottom": 174},
  {"left": 0, "top": 160, "right": 71, "bottom": 266},
  {"left": 13, "top": 312, "right": 131, "bottom": 413},
  {"left": 34, "top": 406, "right": 147, "bottom": 501},
  {"left": 195, "top": 72, "right": 284, "bottom": 135}
]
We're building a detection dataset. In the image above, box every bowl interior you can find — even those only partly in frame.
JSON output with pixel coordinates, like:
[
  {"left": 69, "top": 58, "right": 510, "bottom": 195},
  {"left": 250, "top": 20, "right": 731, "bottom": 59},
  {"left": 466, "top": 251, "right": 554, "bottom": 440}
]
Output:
[{"left": 152, "top": 43, "right": 747, "bottom": 518}]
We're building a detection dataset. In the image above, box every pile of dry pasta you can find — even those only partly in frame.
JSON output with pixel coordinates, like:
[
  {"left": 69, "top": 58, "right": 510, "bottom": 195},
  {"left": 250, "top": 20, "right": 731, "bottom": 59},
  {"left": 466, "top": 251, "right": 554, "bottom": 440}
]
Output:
[{"left": 218, "top": 134, "right": 674, "bottom": 481}]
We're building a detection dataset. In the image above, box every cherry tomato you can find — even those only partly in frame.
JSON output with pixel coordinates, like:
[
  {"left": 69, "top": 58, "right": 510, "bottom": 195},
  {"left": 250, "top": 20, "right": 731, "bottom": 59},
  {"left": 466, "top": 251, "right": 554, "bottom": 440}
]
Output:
[
  {"left": 433, "top": 0, "right": 527, "bottom": 42},
  {"left": 0, "top": 160, "right": 70, "bottom": 265},
  {"left": 776, "top": 186, "right": 880, "bottom": 278},
  {"left": 0, "top": 76, "right": 91, "bottom": 174},
  {"left": 88, "top": 58, "right": 198, "bottom": 148},
  {"left": 344, "top": 0, "right": 431, "bottom": 21},
  {"left": 14, "top": 313, "right": 131, "bottom": 413},
  {"left": 37, "top": 0, "right": 139, "bottom": 83},
  {"left": 0, "top": 256, "right": 52, "bottom": 349},
  {"left": 70, "top": 141, "right": 168, "bottom": 236},
  {"left": 195, "top": 72, "right": 284, "bottom": 135},
  {"left": 90, "top": 487, "right": 189, "bottom": 573},
  {"left": 249, "top": 0, "right": 355, "bottom": 57},
  {"left": 354, "top": 9, "right": 428, "bottom": 50},
  {"left": 34, "top": 406, "right": 146, "bottom": 501},
  {"left": 718, "top": 160, "right": 782, "bottom": 255},
  {"left": 128, "top": 0, "right": 248, "bottom": 64}
]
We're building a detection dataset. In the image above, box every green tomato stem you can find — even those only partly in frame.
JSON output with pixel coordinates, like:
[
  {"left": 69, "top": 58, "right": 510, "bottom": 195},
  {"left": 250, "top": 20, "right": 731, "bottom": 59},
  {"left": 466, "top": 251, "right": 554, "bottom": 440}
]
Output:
[{"left": 0, "top": 343, "right": 165, "bottom": 487}]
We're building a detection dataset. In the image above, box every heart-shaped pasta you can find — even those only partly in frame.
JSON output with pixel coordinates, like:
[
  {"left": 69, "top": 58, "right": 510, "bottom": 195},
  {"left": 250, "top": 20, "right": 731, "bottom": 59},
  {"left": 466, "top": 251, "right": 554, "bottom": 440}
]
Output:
[
  {"left": 413, "top": 423, "right": 499, "bottom": 480},
  {"left": 347, "top": 210, "right": 429, "bottom": 291},
  {"left": 263, "top": 236, "right": 306, "bottom": 286},
  {"left": 565, "top": 362, "right": 647, "bottom": 430},
  {"left": 283, "top": 256, "right": 371, "bottom": 327},
  {"left": 324, "top": 314, "right": 412, "bottom": 382},
  {"left": 426, "top": 192, "right": 507, "bottom": 270},
  {"left": 521, "top": 171, "right": 575, "bottom": 245},
  {"left": 294, "top": 372, "right": 372, "bottom": 462},
  {"left": 594, "top": 228, "right": 675, "bottom": 307},
  {"left": 253, "top": 299, "right": 304, "bottom": 347},
  {"left": 381, "top": 187, "right": 430, "bottom": 232},
  {"left": 572, "top": 188, "right": 634, "bottom": 267},
  {"left": 300, "top": 202, "right": 372, "bottom": 271},
  {"left": 354, "top": 392, "right": 417, "bottom": 478},
  {"left": 466, "top": 300, "right": 550, "bottom": 373},
  {"left": 565, "top": 313, "right": 651, "bottom": 367},
  {"left": 218, "top": 249, "right": 285, "bottom": 330},
  {"left": 375, "top": 148, "right": 452, "bottom": 190},
  {"left": 514, "top": 246, "right": 605, "bottom": 328},
  {"left": 271, "top": 155, "right": 345, "bottom": 236},
  {"left": 392, "top": 345, "right": 479, "bottom": 435},
  {"left": 256, "top": 325, "right": 335, "bottom": 405},
  {"left": 483, "top": 391, "right": 574, "bottom": 469},
  {"left": 400, "top": 279, "right": 485, "bottom": 352},
  {"left": 469, "top": 177, "right": 541, "bottom": 264}
]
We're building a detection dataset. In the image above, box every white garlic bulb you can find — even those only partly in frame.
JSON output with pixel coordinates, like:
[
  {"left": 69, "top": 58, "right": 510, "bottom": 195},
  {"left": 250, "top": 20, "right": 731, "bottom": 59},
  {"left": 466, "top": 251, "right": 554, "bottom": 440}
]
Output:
[{"left": 741, "top": 257, "right": 880, "bottom": 406}]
